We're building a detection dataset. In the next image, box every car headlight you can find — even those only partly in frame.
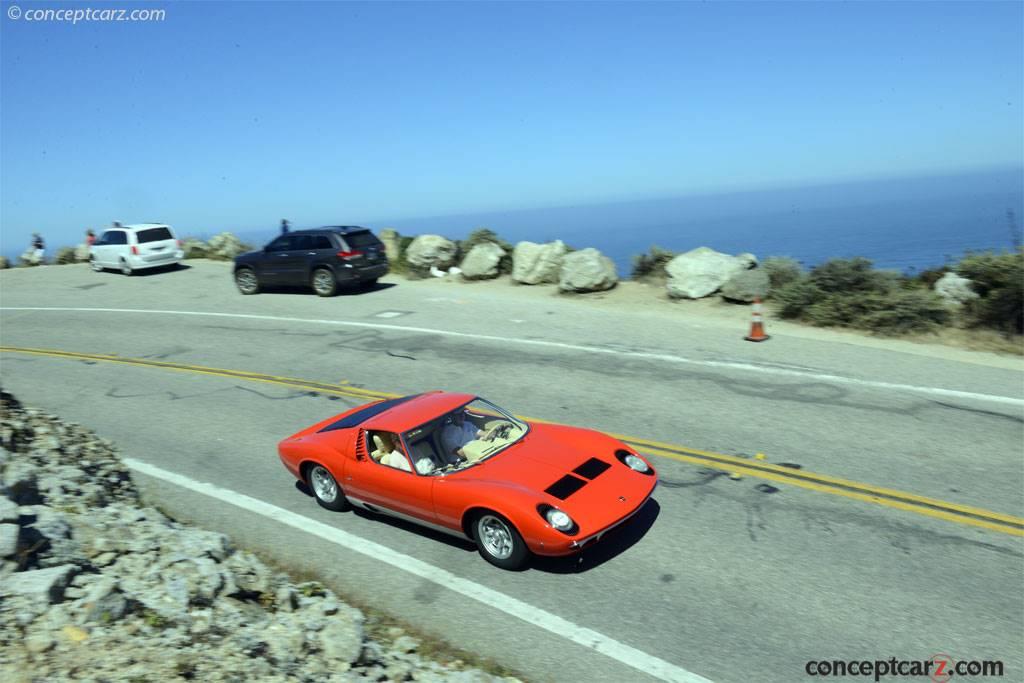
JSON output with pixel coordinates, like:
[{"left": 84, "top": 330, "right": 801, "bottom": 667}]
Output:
[
  {"left": 545, "top": 508, "right": 574, "bottom": 531},
  {"left": 624, "top": 454, "right": 650, "bottom": 473}
]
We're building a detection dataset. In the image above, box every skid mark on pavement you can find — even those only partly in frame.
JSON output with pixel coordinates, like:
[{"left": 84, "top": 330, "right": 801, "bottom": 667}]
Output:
[{"left": 3, "top": 306, "right": 1021, "bottom": 406}]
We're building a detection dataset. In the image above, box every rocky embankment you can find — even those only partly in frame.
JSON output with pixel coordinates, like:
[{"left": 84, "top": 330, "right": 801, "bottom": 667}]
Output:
[{"left": 0, "top": 391, "right": 519, "bottom": 683}]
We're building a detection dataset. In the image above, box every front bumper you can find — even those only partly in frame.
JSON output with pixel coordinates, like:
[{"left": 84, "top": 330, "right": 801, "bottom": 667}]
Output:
[{"left": 528, "top": 483, "right": 656, "bottom": 556}]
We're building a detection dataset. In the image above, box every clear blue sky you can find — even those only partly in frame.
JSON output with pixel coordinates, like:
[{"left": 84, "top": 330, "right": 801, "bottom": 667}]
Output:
[{"left": 1, "top": 1, "right": 1021, "bottom": 248}]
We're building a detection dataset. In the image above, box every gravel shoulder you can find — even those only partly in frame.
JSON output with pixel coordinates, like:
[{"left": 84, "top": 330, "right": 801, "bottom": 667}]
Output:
[{"left": 0, "top": 390, "right": 521, "bottom": 682}]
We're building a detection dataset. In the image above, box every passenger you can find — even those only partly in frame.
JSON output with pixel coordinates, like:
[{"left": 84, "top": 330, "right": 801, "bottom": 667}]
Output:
[{"left": 377, "top": 433, "right": 434, "bottom": 474}]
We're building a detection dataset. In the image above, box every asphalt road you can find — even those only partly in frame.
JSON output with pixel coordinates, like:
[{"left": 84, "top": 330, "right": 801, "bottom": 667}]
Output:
[{"left": 1, "top": 261, "right": 1022, "bottom": 683}]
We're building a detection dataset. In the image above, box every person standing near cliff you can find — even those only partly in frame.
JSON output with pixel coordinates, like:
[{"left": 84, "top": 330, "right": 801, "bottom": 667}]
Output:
[
  {"left": 280, "top": 219, "right": 290, "bottom": 234},
  {"left": 31, "top": 233, "right": 45, "bottom": 264},
  {"left": 85, "top": 229, "right": 96, "bottom": 246}
]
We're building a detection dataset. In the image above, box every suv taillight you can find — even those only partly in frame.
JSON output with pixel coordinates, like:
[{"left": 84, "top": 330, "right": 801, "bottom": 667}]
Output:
[
  {"left": 337, "top": 250, "right": 364, "bottom": 260},
  {"left": 131, "top": 246, "right": 139, "bottom": 255}
]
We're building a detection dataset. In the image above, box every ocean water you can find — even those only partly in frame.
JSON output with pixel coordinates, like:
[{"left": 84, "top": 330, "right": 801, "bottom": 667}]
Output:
[
  {"left": 4, "top": 168, "right": 1021, "bottom": 275},
  {"left": 362, "top": 168, "right": 1024, "bottom": 276}
]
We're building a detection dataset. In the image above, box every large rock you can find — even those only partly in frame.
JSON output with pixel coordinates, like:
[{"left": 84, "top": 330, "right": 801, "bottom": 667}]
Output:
[
  {"left": 19, "top": 248, "right": 43, "bottom": 266},
  {"left": 558, "top": 248, "right": 618, "bottom": 293},
  {"left": 318, "top": 608, "right": 364, "bottom": 665},
  {"left": 206, "top": 232, "right": 249, "bottom": 260},
  {"left": 665, "top": 247, "right": 750, "bottom": 299},
  {"left": 935, "top": 272, "right": 979, "bottom": 305},
  {"left": 54, "top": 247, "right": 78, "bottom": 265},
  {"left": 378, "top": 228, "right": 401, "bottom": 263},
  {"left": 512, "top": 240, "right": 567, "bottom": 284},
  {"left": 459, "top": 242, "right": 506, "bottom": 280},
  {"left": 0, "top": 523, "right": 18, "bottom": 557},
  {"left": 404, "top": 235, "right": 457, "bottom": 270},
  {"left": 0, "top": 564, "right": 77, "bottom": 603},
  {"left": 720, "top": 268, "right": 770, "bottom": 303},
  {"left": 180, "top": 238, "right": 208, "bottom": 259}
]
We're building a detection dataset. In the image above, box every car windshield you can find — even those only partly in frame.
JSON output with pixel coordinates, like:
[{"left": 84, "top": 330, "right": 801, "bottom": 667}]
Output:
[{"left": 402, "top": 398, "right": 528, "bottom": 475}]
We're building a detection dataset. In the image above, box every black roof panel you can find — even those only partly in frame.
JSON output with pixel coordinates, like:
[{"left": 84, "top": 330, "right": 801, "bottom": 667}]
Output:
[{"left": 318, "top": 394, "right": 420, "bottom": 433}]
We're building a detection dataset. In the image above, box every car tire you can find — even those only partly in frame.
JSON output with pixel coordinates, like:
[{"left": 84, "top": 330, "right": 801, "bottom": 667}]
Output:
[
  {"left": 119, "top": 259, "right": 133, "bottom": 276},
  {"left": 473, "top": 512, "right": 529, "bottom": 570},
  {"left": 306, "top": 464, "right": 350, "bottom": 512},
  {"left": 235, "top": 267, "right": 260, "bottom": 295},
  {"left": 89, "top": 257, "right": 103, "bottom": 273},
  {"left": 312, "top": 268, "right": 337, "bottom": 297}
]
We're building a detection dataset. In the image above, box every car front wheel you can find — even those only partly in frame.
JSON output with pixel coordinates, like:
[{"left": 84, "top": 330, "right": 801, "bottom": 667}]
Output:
[
  {"left": 312, "top": 268, "right": 337, "bottom": 297},
  {"left": 89, "top": 257, "right": 103, "bottom": 272},
  {"left": 307, "top": 464, "right": 350, "bottom": 512},
  {"left": 474, "top": 512, "right": 529, "bottom": 570},
  {"left": 235, "top": 268, "right": 260, "bottom": 295}
]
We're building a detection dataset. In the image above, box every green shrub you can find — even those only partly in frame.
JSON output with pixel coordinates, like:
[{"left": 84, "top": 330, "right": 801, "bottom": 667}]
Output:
[
  {"left": 772, "top": 257, "right": 949, "bottom": 335},
  {"left": 458, "top": 228, "right": 513, "bottom": 274},
  {"left": 631, "top": 245, "right": 675, "bottom": 281},
  {"left": 956, "top": 250, "right": 1024, "bottom": 334},
  {"left": 913, "top": 265, "right": 950, "bottom": 289},
  {"left": 54, "top": 247, "right": 78, "bottom": 265},
  {"left": 761, "top": 256, "right": 803, "bottom": 292}
]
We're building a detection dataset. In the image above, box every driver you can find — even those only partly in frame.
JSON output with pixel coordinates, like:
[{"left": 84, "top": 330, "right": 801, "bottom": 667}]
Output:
[{"left": 441, "top": 410, "right": 484, "bottom": 462}]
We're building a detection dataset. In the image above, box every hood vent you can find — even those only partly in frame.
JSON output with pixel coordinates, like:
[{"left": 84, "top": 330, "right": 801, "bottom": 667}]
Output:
[
  {"left": 573, "top": 457, "right": 611, "bottom": 480},
  {"left": 545, "top": 474, "right": 588, "bottom": 500}
]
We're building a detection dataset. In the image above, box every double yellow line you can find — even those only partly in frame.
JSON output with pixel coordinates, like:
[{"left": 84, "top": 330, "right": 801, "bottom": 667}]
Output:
[{"left": 2, "top": 345, "right": 1022, "bottom": 537}]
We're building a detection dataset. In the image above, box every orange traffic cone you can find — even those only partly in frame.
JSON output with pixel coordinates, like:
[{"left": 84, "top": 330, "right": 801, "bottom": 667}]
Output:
[{"left": 744, "top": 297, "right": 770, "bottom": 342}]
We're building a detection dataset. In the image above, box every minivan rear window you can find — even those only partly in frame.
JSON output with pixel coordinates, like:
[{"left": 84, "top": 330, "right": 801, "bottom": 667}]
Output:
[
  {"left": 341, "top": 231, "right": 381, "bottom": 248},
  {"left": 137, "top": 227, "right": 174, "bottom": 243}
]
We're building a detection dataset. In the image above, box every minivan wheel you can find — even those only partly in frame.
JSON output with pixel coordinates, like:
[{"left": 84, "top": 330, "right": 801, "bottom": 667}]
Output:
[
  {"left": 235, "top": 268, "right": 260, "bottom": 295},
  {"left": 312, "top": 268, "right": 337, "bottom": 297},
  {"left": 119, "top": 259, "right": 133, "bottom": 276}
]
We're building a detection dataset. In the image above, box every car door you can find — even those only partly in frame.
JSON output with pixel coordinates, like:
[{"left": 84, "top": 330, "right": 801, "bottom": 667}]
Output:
[
  {"left": 345, "top": 432, "right": 437, "bottom": 523},
  {"left": 258, "top": 234, "right": 297, "bottom": 284},
  {"left": 95, "top": 230, "right": 126, "bottom": 266}
]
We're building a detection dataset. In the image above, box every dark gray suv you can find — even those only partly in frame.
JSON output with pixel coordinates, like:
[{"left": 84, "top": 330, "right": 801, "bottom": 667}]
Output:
[{"left": 233, "top": 227, "right": 388, "bottom": 297}]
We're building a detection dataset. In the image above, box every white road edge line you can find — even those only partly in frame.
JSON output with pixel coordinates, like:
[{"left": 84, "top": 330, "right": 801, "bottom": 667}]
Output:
[
  {"left": 4, "top": 306, "right": 1022, "bottom": 407},
  {"left": 123, "top": 457, "right": 712, "bottom": 683}
]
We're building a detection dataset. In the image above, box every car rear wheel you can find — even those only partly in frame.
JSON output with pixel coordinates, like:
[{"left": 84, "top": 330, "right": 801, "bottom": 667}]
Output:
[
  {"left": 119, "top": 258, "right": 133, "bottom": 276},
  {"left": 312, "top": 268, "right": 337, "bottom": 297},
  {"left": 235, "top": 268, "right": 260, "bottom": 295},
  {"left": 307, "top": 464, "right": 350, "bottom": 512},
  {"left": 474, "top": 513, "right": 529, "bottom": 570}
]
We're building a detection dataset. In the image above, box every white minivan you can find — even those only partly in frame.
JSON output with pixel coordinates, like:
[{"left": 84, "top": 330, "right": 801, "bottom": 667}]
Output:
[{"left": 90, "top": 223, "right": 185, "bottom": 275}]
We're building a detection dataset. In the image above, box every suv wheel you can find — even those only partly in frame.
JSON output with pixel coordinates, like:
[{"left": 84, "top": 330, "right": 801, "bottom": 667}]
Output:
[
  {"left": 312, "top": 268, "right": 337, "bottom": 297},
  {"left": 119, "top": 259, "right": 133, "bottom": 276},
  {"left": 89, "top": 257, "right": 103, "bottom": 273},
  {"left": 235, "top": 268, "right": 260, "bottom": 295}
]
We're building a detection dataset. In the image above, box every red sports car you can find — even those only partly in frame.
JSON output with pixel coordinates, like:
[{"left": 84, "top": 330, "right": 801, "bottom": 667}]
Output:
[{"left": 278, "top": 391, "right": 657, "bottom": 569}]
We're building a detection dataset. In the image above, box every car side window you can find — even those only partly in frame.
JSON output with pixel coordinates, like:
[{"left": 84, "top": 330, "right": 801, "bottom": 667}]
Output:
[
  {"left": 105, "top": 231, "right": 127, "bottom": 245},
  {"left": 369, "top": 431, "right": 414, "bottom": 473},
  {"left": 312, "top": 235, "right": 333, "bottom": 250},
  {"left": 266, "top": 236, "right": 293, "bottom": 252}
]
